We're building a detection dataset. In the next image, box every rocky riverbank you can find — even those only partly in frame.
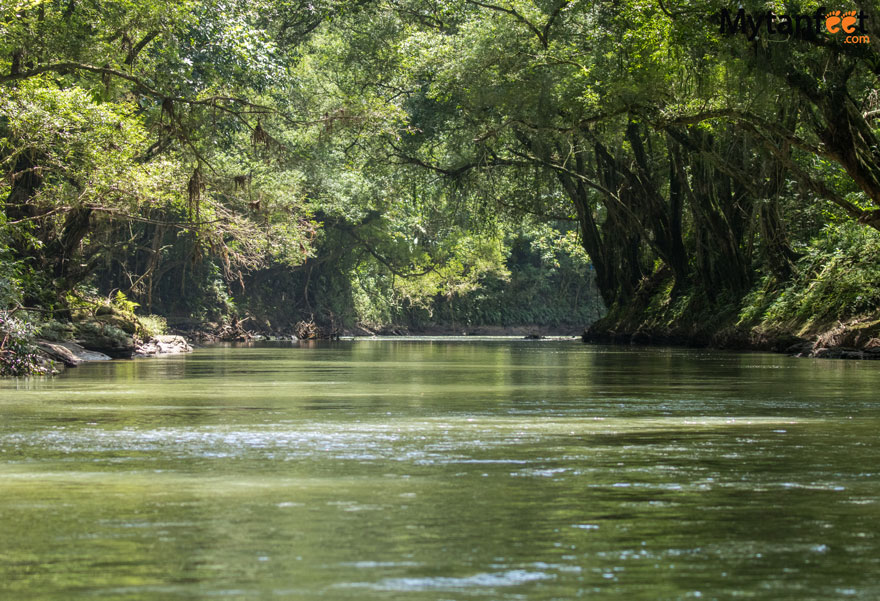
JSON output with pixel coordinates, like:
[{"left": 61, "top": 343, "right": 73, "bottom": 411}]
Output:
[
  {"left": 583, "top": 314, "right": 880, "bottom": 360},
  {"left": 35, "top": 334, "right": 193, "bottom": 374},
  {"left": 28, "top": 304, "right": 194, "bottom": 374}
]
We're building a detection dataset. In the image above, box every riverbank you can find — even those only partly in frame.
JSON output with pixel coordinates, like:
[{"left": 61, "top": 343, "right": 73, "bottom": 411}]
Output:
[
  {"left": 34, "top": 335, "right": 193, "bottom": 374},
  {"left": 350, "top": 324, "right": 583, "bottom": 337},
  {"left": 0, "top": 301, "right": 194, "bottom": 376},
  {"left": 10, "top": 312, "right": 583, "bottom": 376},
  {"left": 585, "top": 307, "right": 880, "bottom": 360},
  {"left": 170, "top": 318, "right": 584, "bottom": 341},
  {"left": 9, "top": 298, "right": 878, "bottom": 379}
]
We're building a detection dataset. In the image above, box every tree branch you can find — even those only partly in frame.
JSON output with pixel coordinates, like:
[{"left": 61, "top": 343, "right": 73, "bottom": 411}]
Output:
[
  {"left": 344, "top": 228, "right": 436, "bottom": 278},
  {"left": 655, "top": 108, "right": 833, "bottom": 160},
  {"left": 466, "top": 0, "right": 547, "bottom": 47},
  {"left": 125, "top": 31, "right": 159, "bottom": 66},
  {"left": 0, "top": 61, "right": 311, "bottom": 128}
]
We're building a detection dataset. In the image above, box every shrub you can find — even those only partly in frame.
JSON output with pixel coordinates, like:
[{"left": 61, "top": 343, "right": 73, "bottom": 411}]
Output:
[
  {"left": 740, "top": 221, "right": 880, "bottom": 329},
  {"left": 138, "top": 314, "right": 168, "bottom": 338},
  {"left": 0, "top": 311, "right": 51, "bottom": 376}
]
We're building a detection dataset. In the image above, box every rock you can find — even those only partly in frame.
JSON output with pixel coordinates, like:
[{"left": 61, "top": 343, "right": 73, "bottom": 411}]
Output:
[
  {"left": 73, "top": 321, "right": 135, "bottom": 358},
  {"left": 36, "top": 340, "right": 112, "bottom": 367},
  {"left": 811, "top": 346, "right": 863, "bottom": 359},
  {"left": 785, "top": 341, "right": 814, "bottom": 356},
  {"left": 134, "top": 335, "right": 193, "bottom": 357},
  {"left": 94, "top": 312, "right": 138, "bottom": 335},
  {"left": 814, "top": 319, "right": 880, "bottom": 350},
  {"left": 765, "top": 334, "right": 809, "bottom": 353},
  {"left": 37, "top": 320, "right": 75, "bottom": 342},
  {"left": 811, "top": 347, "right": 837, "bottom": 359}
]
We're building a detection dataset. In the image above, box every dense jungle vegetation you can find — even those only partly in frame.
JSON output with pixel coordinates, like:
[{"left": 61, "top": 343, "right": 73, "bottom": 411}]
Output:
[{"left": 1, "top": 0, "right": 879, "bottom": 373}]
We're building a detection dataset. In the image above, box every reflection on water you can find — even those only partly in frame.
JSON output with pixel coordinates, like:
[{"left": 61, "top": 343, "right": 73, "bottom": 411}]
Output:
[{"left": 1, "top": 339, "right": 879, "bottom": 600}]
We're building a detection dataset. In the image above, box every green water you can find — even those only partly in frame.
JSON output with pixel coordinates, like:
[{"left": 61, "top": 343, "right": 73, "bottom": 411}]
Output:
[{"left": 1, "top": 339, "right": 879, "bottom": 600}]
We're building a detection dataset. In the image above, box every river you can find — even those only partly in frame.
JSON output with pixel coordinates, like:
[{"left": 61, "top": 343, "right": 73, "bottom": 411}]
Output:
[{"left": 1, "top": 339, "right": 879, "bottom": 600}]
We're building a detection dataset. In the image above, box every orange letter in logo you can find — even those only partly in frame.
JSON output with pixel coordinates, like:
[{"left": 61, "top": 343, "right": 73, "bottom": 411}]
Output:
[
  {"left": 841, "top": 10, "right": 857, "bottom": 33},
  {"left": 825, "top": 10, "right": 842, "bottom": 33}
]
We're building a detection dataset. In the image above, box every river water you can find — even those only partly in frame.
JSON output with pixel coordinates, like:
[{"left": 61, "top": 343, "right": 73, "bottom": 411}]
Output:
[{"left": 1, "top": 339, "right": 879, "bottom": 600}]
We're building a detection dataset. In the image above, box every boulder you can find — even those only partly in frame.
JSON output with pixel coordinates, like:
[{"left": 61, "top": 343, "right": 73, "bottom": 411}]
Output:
[
  {"left": 36, "top": 340, "right": 112, "bottom": 367},
  {"left": 785, "top": 340, "right": 815, "bottom": 356},
  {"left": 73, "top": 321, "right": 135, "bottom": 358},
  {"left": 37, "top": 320, "right": 75, "bottom": 342},
  {"left": 94, "top": 312, "right": 138, "bottom": 335},
  {"left": 134, "top": 335, "right": 193, "bottom": 357}
]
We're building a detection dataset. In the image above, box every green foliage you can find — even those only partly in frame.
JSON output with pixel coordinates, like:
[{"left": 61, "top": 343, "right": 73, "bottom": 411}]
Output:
[
  {"left": 0, "top": 243, "right": 24, "bottom": 311},
  {"left": 314, "top": 218, "right": 600, "bottom": 330},
  {"left": 3, "top": 0, "right": 879, "bottom": 352},
  {"left": 0, "top": 0, "right": 319, "bottom": 325},
  {"left": 741, "top": 222, "right": 880, "bottom": 330},
  {"left": 438, "top": 223, "right": 599, "bottom": 328},
  {"left": 73, "top": 320, "right": 130, "bottom": 344},
  {"left": 36, "top": 319, "right": 74, "bottom": 342},
  {"left": 137, "top": 314, "right": 168, "bottom": 338},
  {"left": 111, "top": 291, "right": 140, "bottom": 315},
  {"left": 0, "top": 311, "right": 49, "bottom": 376}
]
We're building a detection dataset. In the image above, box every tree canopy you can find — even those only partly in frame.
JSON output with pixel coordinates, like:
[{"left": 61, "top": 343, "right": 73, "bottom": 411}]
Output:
[{"left": 2, "top": 0, "right": 879, "bottom": 350}]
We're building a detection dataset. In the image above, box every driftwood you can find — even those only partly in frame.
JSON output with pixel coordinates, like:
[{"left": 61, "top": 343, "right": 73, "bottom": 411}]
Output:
[{"left": 294, "top": 320, "right": 339, "bottom": 340}]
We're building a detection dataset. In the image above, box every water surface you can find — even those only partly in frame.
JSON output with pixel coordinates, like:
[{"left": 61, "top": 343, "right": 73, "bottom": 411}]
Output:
[{"left": 1, "top": 339, "right": 879, "bottom": 600}]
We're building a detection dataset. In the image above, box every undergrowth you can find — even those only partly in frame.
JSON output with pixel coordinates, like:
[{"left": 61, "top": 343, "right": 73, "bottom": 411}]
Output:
[{"left": 739, "top": 222, "right": 880, "bottom": 332}]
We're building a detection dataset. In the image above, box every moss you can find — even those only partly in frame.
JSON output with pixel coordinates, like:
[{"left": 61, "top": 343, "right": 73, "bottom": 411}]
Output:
[
  {"left": 72, "top": 321, "right": 134, "bottom": 358},
  {"left": 36, "top": 320, "right": 75, "bottom": 342}
]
